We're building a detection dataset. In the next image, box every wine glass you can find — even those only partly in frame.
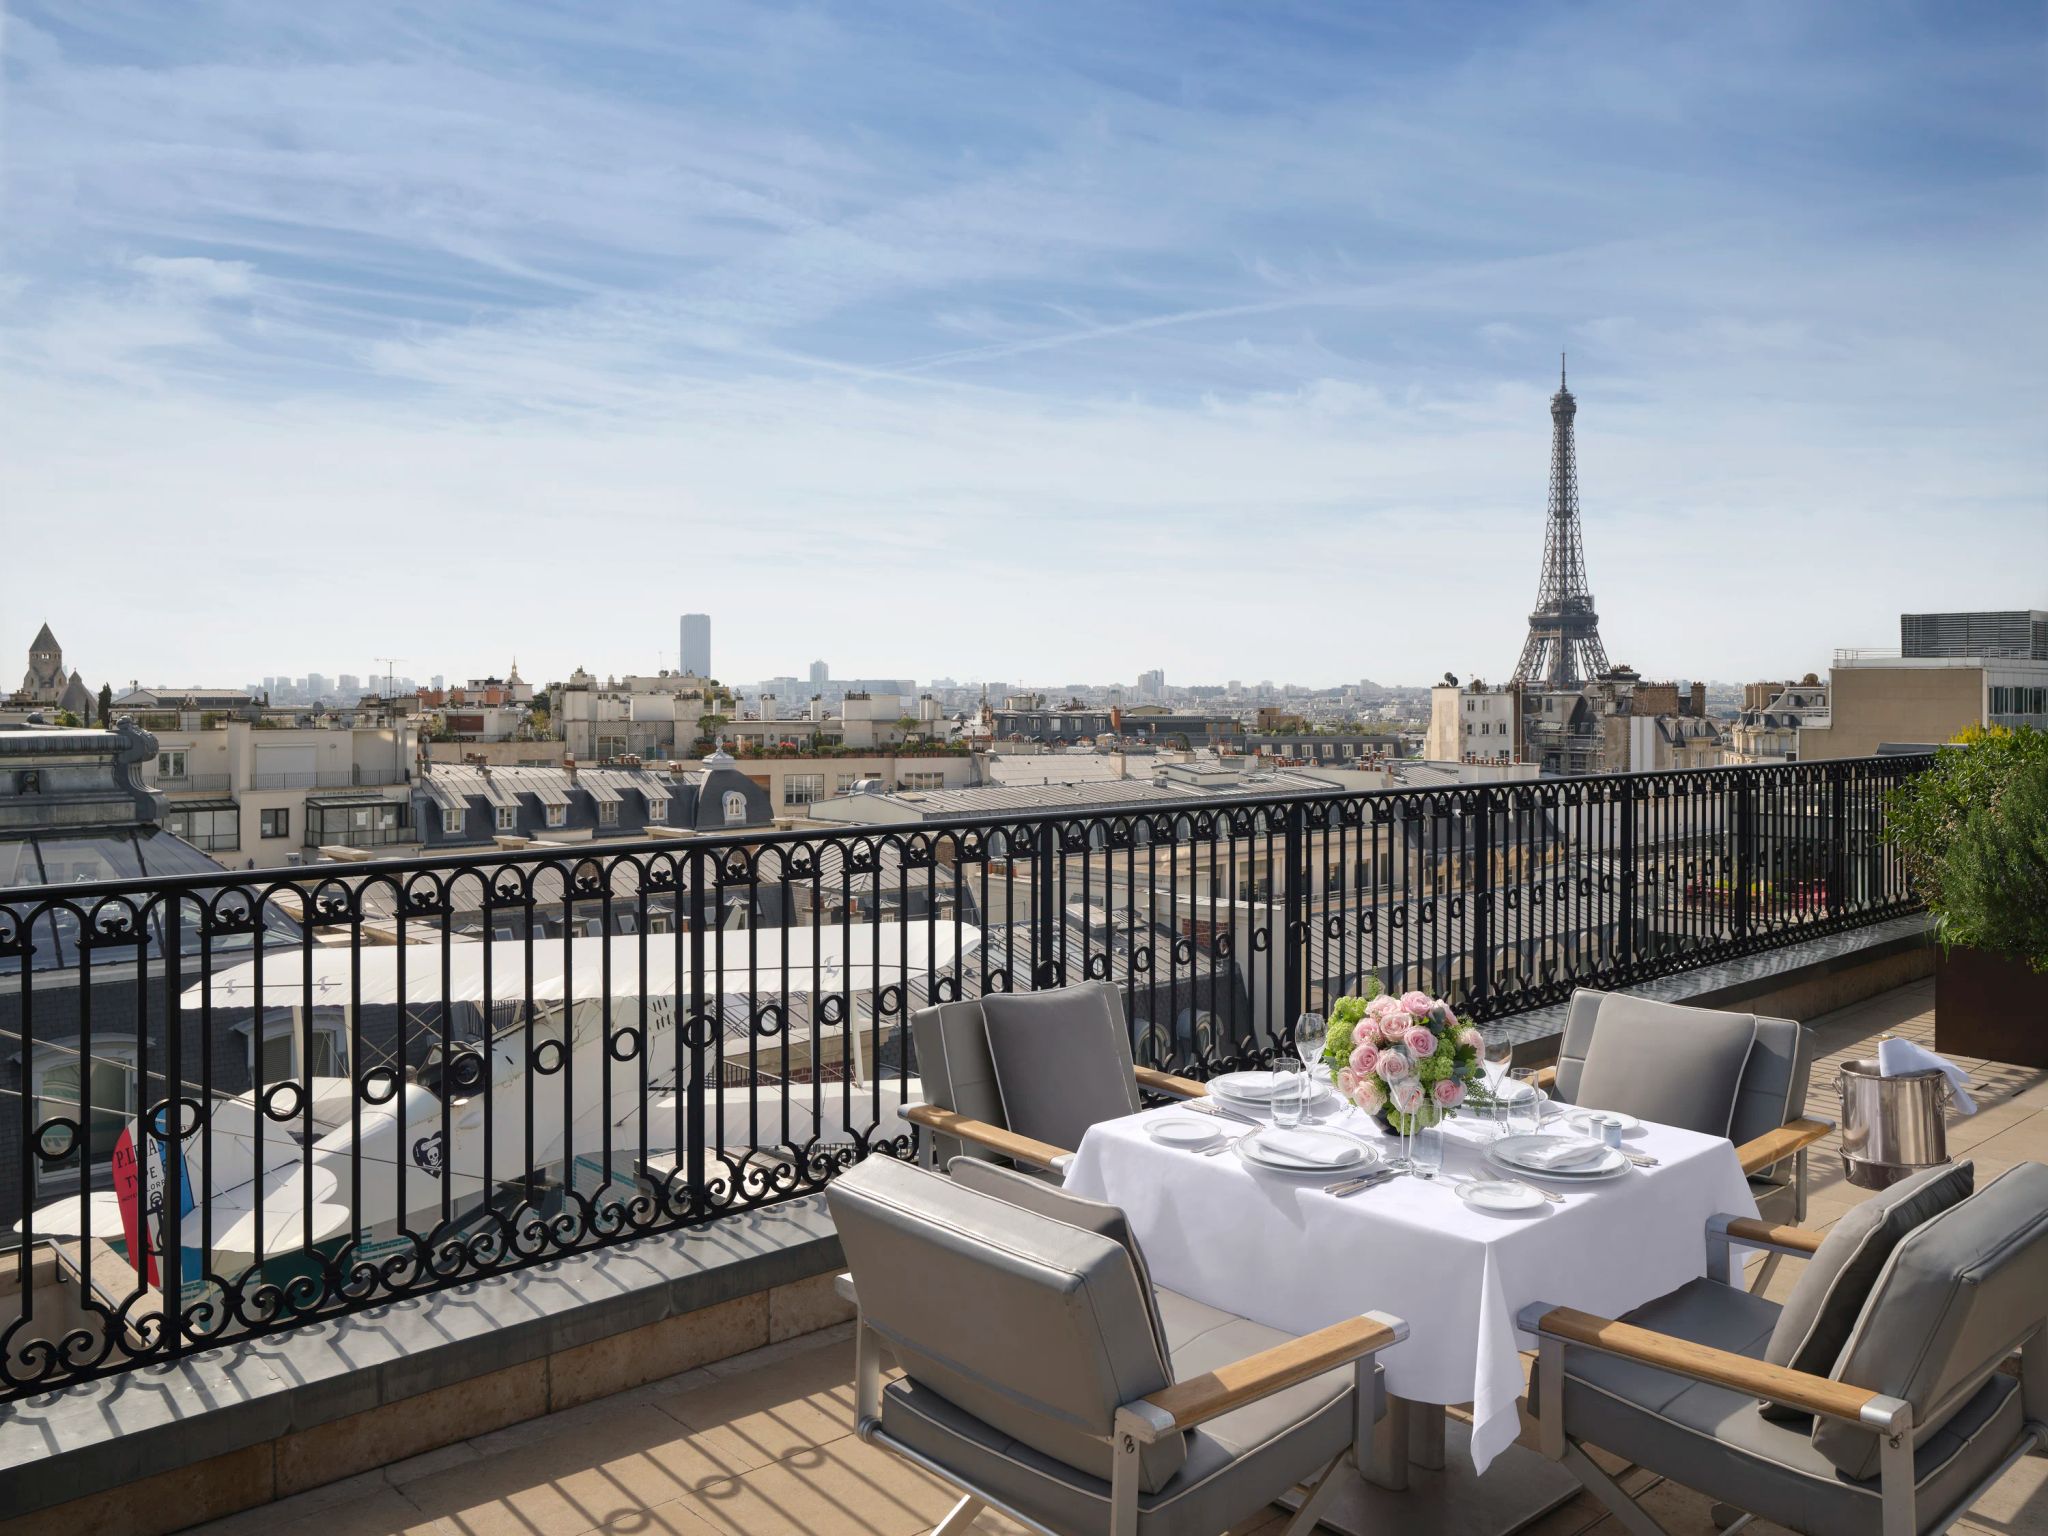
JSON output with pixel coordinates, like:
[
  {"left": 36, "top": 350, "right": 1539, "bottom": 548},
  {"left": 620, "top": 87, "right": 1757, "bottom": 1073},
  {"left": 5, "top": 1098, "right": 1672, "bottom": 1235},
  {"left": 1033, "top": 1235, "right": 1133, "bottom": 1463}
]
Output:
[
  {"left": 1293, "top": 1012, "right": 1327, "bottom": 1073},
  {"left": 1482, "top": 1030, "right": 1515, "bottom": 1135}
]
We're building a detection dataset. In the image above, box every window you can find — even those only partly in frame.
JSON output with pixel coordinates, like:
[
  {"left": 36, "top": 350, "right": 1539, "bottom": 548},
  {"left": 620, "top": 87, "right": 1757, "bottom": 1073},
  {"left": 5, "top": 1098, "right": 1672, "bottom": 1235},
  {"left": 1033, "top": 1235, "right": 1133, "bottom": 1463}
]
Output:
[
  {"left": 495, "top": 806, "right": 517, "bottom": 831},
  {"left": 646, "top": 797, "right": 668, "bottom": 822},
  {"left": 544, "top": 803, "right": 567, "bottom": 828},
  {"left": 900, "top": 771, "right": 945, "bottom": 791},
  {"left": 249, "top": 1007, "right": 347, "bottom": 1083},
  {"left": 32, "top": 1042, "right": 136, "bottom": 1192},
  {"left": 442, "top": 808, "right": 464, "bottom": 835},
  {"left": 835, "top": 773, "right": 863, "bottom": 793},
  {"left": 722, "top": 790, "right": 748, "bottom": 824},
  {"left": 783, "top": 773, "right": 825, "bottom": 807},
  {"left": 598, "top": 800, "right": 619, "bottom": 826},
  {"left": 156, "top": 750, "right": 187, "bottom": 779},
  {"left": 165, "top": 804, "right": 238, "bottom": 851},
  {"left": 260, "top": 807, "right": 290, "bottom": 839}
]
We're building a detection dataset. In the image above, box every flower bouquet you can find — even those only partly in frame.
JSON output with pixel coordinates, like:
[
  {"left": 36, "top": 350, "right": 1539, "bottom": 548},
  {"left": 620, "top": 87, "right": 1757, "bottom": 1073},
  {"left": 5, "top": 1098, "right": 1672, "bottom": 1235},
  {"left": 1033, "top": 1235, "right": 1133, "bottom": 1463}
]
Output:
[{"left": 1323, "top": 983, "right": 1483, "bottom": 1137}]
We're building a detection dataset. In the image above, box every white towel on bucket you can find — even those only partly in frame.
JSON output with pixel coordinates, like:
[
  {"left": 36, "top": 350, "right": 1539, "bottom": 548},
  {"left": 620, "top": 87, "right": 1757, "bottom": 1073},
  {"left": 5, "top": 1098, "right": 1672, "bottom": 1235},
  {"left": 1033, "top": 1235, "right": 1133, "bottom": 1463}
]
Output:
[{"left": 1877, "top": 1036, "right": 1976, "bottom": 1115}]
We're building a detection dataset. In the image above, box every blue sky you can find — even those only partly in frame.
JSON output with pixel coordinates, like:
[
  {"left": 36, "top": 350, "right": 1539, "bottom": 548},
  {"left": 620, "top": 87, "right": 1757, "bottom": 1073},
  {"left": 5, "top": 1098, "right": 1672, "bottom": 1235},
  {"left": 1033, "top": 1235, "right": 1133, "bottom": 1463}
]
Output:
[{"left": 2, "top": 1, "right": 2043, "bottom": 691}]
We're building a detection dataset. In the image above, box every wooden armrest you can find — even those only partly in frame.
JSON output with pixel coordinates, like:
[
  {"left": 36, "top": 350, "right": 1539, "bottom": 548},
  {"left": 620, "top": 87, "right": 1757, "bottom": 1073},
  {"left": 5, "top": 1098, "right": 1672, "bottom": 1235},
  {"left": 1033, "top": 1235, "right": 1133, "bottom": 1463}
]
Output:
[
  {"left": 1132, "top": 1065, "right": 1209, "bottom": 1099},
  {"left": 1530, "top": 1306, "right": 1885, "bottom": 1425},
  {"left": 1129, "top": 1312, "right": 1406, "bottom": 1437},
  {"left": 1719, "top": 1216, "right": 1826, "bottom": 1254},
  {"left": 903, "top": 1104, "right": 1070, "bottom": 1171},
  {"left": 1737, "top": 1116, "right": 1833, "bottom": 1176},
  {"left": 1531, "top": 1065, "right": 1557, "bottom": 1091}
]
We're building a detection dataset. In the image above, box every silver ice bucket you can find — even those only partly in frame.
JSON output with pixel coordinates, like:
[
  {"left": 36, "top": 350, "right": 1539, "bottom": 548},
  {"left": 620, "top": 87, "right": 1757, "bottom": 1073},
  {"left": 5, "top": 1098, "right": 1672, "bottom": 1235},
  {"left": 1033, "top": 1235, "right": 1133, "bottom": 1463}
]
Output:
[{"left": 1836, "top": 1056, "right": 1952, "bottom": 1190}]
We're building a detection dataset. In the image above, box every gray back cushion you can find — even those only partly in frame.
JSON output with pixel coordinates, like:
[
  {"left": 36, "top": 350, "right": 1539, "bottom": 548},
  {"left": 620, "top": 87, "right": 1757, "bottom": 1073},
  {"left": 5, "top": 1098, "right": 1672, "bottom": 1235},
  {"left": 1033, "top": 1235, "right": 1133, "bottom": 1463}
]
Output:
[
  {"left": 948, "top": 1157, "right": 1173, "bottom": 1361},
  {"left": 982, "top": 982, "right": 1142, "bottom": 1154},
  {"left": 827, "top": 1154, "right": 1186, "bottom": 1491},
  {"left": 1571, "top": 993, "right": 1759, "bottom": 1137},
  {"left": 1815, "top": 1162, "right": 2048, "bottom": 1480},
  {"left": 1730, "top": 1015, "right": 1811, "bottom": 1155},
  {"left": 1552, "top": 988, "right": 1607, "bottom": 1106},
  {"left": 910, "top": 998, "right": 1004, "bottom": 1164},
  {"left": 1760, "top": 1160, "right": 1975, "bottom": 1422}
]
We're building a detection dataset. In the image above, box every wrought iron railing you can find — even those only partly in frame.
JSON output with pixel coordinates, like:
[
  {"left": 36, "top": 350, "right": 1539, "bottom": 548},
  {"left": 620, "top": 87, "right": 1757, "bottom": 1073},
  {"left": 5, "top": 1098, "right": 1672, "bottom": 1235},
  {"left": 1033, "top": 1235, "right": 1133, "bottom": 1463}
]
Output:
[{"left": 0, "top": 755, "right": 1927, "bottom": 1395}]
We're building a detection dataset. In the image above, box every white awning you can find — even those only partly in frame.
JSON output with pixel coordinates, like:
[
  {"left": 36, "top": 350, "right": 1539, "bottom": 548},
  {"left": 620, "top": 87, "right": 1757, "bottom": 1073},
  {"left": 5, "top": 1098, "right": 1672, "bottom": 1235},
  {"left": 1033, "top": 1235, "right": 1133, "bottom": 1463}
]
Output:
[{"left": 183, "top": 923, "right": 982, "bottom": 1010}]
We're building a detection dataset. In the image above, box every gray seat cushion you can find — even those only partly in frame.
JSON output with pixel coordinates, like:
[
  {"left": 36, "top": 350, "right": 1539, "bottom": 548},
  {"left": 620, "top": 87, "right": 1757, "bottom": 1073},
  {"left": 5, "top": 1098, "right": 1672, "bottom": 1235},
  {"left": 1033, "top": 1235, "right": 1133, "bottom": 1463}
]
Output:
[
  {"left": 1815, "top": 1162, "right": 2048, "bottom": 1480},
  {"left": 827, "top": 1155, "right": 1185, "bottom": 1493},
  {"left": 982, "top": 982, "right": 1143, "bottom": 1154},
  {"left": 1570, "top": 993, "right": 1759, "bottom": 1138},
  {"left": 1760, "top": 1161, "right": 1975, "bottom": 1421},
  {"left": 947, "top": 1156, "right": 1173, "bottom": 1361},
  {"left": 1535, "top": 1276, "right": 2024, "bottom": 1536},
  {"left": 883, "top": 1282, "right": 1356, "bottom": 1536},
  {"left": 910, "top": 998, "right": 1005, "bottom": 1165}
]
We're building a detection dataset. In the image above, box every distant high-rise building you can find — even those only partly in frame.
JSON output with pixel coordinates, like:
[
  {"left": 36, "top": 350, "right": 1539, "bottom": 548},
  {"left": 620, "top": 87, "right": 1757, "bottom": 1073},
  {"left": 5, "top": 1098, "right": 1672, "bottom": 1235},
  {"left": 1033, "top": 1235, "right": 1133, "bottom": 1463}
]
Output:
[
  {"left": 680, "top": 614, "right": 711, "bottom": 677},
  {"left": 431, "top": 674, "right": 446, "bottom": 691},
  {"left": 1511, "top": 356, "right": 1611, "bottom": 692},
  {"left": 1137, "top": 668, "right": 1165, "bottom": 700},
  {"left": 338, "top": 673, "right": 361, "bottom": 701},
  {"left": 809, "top": 659, "right": 830, "bottom": 687}
]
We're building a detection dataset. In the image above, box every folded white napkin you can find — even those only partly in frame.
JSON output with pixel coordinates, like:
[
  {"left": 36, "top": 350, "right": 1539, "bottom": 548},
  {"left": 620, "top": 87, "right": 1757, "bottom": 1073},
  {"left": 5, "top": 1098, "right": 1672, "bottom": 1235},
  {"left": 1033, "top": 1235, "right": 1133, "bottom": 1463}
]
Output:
[
  {"left": 1254, "top": 1128, "right": 1358, "bottom": 1167},
  {"left": 1515, "top": 1138, "right": 1609, "bottom": 1169},
  {"left": 1877, "top": 1037, "right": 1976, "bottom": 1115}
]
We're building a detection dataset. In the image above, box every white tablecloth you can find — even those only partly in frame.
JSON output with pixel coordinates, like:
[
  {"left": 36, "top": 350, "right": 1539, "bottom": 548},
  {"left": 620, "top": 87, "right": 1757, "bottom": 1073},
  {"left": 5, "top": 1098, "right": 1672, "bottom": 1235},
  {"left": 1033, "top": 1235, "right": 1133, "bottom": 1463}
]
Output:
[{"left": 1064, "top": 1102, "right": 1758, "bottom": 1472}]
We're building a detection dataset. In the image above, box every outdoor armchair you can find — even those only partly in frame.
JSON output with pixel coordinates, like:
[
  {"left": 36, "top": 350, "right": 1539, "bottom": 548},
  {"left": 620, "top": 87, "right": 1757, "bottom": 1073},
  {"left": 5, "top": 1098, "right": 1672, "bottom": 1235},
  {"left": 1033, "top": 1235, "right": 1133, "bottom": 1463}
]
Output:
[
  {"left": 903, "top": 980, "right": 1208, "bottom": 1175},
  {"left": 827, "top": 1154, "right": 1407, "bottom": 1536},
  {"left": 1535, "top": 987, "right": 1833, "bottom": 1282},
  {"left": 1518, "top": 1160, "right": 2048, "bottom": 1536}
]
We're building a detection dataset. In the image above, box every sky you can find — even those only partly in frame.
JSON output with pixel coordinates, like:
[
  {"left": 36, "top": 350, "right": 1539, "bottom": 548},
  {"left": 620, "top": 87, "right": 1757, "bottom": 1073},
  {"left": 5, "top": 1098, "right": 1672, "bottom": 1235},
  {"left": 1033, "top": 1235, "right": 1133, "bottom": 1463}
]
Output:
[{"left": 2, "top": 1, "right": 2044, "bottom": 694}]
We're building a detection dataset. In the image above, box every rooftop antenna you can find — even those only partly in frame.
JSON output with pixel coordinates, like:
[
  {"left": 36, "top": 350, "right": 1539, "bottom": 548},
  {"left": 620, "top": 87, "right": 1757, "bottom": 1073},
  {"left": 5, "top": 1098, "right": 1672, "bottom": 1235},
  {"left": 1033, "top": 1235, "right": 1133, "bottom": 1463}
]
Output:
[
  {"left": 1560, "top": 351, "right": 1567, "bottom": 389},
  {"left": 374, "top": 656, "right": 406, "bottom": 698}
]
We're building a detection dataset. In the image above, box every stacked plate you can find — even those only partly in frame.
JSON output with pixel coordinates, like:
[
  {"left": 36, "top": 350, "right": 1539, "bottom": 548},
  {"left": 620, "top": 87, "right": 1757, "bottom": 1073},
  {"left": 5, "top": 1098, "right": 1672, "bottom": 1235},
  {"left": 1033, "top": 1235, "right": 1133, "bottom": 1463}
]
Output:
[
  {"left": 1235, "top": 1126, "right": 1377, "bottom": 1176},
  {"left": 1486, "top": 1133, "right": 1629, "bottom": 1182},
  {"left": 1208, "top": 1069, "right": 1332, "bottom": 1116}
]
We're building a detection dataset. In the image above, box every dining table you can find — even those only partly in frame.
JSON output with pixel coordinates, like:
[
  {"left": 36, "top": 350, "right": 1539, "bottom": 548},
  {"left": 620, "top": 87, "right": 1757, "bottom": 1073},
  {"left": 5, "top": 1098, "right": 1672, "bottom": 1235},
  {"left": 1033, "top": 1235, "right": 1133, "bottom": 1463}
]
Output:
[{"left": 1062, "top": 1086, "right": 1760, "bottom": 1536}]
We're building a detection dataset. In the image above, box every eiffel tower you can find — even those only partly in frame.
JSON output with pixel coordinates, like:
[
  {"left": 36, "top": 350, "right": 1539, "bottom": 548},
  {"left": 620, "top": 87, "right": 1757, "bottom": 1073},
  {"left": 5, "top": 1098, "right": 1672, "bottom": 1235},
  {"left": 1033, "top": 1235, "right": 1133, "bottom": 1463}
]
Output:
[{"left": 1512, "top": 355, "right": 1611, "bottom": 690}]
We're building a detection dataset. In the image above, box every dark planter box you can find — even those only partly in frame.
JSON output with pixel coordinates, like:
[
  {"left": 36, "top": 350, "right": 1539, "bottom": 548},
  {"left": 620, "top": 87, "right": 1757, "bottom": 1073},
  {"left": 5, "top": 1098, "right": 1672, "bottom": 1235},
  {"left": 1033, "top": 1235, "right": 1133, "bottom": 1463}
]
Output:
[{"left": 1935, "top": 944, "right": 2048, "bottom": 1069}]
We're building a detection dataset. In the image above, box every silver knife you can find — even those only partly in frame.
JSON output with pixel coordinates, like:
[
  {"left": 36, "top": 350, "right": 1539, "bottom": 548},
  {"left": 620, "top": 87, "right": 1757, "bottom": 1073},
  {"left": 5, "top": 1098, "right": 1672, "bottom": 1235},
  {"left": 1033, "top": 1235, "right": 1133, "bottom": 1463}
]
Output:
[
  {"left": 1325, "top": 1168, "right": 1398, "bottom": 1197},
  {"left": 1189, "top": 1097, "right": 1263, "bottom": 1127}
]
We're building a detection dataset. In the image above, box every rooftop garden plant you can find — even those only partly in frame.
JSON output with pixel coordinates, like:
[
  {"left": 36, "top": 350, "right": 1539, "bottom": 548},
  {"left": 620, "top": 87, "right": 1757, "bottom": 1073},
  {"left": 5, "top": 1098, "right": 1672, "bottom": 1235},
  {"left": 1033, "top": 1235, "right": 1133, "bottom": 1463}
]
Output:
[{"left": 1885, "top": 725, "right": 2048, "bottom": 973}]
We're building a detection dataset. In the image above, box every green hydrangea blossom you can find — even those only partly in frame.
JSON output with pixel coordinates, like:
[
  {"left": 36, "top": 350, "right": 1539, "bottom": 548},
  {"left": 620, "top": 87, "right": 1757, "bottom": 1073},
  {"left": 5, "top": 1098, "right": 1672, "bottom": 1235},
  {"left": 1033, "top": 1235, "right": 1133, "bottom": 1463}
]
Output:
[{"left": 1320, "top": 979, "right": 1383, "bottom": 1071}]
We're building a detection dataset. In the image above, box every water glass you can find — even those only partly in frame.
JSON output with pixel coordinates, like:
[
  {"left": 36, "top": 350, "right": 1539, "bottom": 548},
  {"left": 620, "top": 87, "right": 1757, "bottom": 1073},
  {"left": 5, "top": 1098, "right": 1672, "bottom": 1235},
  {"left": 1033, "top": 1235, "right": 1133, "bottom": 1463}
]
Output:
[
  {"left": 1270, "top": 1062, "right": 1307, "bottom": 1129},
  {"left": 1508, "top": 1068, "right": 1548, "bottom": 1136},
  {"left": 1410, "top": 1122, "right": 1445, "bottom": 1180}
]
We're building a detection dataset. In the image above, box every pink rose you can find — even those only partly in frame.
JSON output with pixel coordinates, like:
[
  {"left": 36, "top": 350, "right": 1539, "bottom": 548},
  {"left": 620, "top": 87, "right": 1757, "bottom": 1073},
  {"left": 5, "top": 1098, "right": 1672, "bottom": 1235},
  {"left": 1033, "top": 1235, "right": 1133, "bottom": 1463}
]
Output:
[
  {"left": 1457, "top": 1027, "right": 1485, "bottom": 1054},
  {"left": 1390, "top": 1080, "right": 1426, "bottom": 1115},
  {"left": 1432, "top": 1078, "right": 1466, "bottom": 1108},
  {"left": 1349, "top": 1041, "right": 1381, "bottom": 1076},
  {"left": 1351, "top": 1077, "right": 1388, "bottom": 1115},
  {"left": 1399, "top": 990, "right": 1433, "bottom": 1014},
  {"left": 1376, "top": 1048, "right": 1410, "bottom": 1081},
  {"left": 1403, "top": 1024, "right": 1437, "bottom": 1058},
  {"left": 1337, "top": 1067, "right": 1359, "bottom": 1096},
  {"left": 1365, "top": 994, "right": 1398, "bottom": 1022}
]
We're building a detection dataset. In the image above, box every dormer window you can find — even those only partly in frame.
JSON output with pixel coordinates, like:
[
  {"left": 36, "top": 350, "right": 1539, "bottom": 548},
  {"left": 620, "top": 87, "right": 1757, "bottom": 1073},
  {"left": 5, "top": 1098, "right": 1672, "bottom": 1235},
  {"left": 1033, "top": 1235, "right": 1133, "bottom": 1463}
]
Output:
[
  {"left": 722, "top": 790, "right": 747, "bottom": 824},
  {"left": 646, "top": 797, "right": 667, "bottom": 822},
  {"left": 442, "top": 808, "right": 464, "bottom": 835},
  {"left": 598, "top": 800, "right": 619, "bottom": 826},
  {"left": 545, "top": 803, "right": 567, "bottom": 829},
  {"left": 495, "top": 806, "right": 517, "bottom": 832}
]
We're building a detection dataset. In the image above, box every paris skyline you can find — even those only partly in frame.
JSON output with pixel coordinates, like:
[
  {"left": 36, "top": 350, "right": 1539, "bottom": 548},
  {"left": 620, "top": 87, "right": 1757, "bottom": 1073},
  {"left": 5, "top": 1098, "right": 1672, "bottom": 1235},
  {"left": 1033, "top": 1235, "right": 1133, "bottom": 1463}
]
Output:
[{"left": 3, "top": 2, "right": 2043, "bottom": 687}]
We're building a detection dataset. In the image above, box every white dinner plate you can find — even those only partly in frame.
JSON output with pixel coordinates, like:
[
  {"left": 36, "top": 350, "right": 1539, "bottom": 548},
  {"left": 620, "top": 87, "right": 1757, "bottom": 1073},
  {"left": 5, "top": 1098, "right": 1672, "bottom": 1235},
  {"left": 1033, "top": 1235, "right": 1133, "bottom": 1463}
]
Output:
[
  {"left": 1487, "top": 1134, "right": 1629, "bottom": 1181},
  {"left": 1565, "top": 1109, "right": 1641, "bottom": 1135},
  {"left": 1146, "top": 1116, "right": 1224, "bottom": 1151},
  {"left": 1237, "top": 1127, "right": 1372, "bottom": 1174},
  {"left": 1456, "top": 1179, "right": 1548, "bottom": 1213},
  {"left": 1212, "top": 1079, "right": 1340, "bottom": 1117},
  {"left": 1208, "top": 1070, "right": 1286, "bottom": 1101}
]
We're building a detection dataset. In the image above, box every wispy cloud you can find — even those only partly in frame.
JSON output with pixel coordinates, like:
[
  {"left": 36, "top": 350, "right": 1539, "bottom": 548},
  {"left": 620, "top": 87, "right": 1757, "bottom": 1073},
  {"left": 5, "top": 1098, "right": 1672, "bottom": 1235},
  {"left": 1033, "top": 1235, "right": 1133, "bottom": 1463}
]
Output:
[{"left": 1, "top": 0, "right": 2041, "bottom": 686}]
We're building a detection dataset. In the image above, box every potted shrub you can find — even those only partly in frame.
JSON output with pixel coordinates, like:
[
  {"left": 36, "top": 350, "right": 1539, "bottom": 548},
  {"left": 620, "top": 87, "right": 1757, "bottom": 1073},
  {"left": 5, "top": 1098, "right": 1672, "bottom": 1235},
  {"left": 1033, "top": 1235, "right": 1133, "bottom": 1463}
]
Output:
[{"left": 1885, "top": 726, "right": 2048, "bottom": 1067}]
